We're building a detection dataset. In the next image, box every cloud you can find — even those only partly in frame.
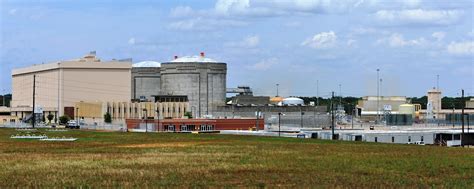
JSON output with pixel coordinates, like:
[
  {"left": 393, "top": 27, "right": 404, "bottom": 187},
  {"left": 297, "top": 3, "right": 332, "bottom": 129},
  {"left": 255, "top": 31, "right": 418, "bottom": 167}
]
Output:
[
  {"left": 447, "top": 41, "right": 474, "bottom": 55},
  {"left": 168, "top": 17, "right": 247, "bottom": 31},
  {"left": 301, "top": 31, "right": 337, "bottom": 49},
  {"left": 347, "top": 39, "right": 357, "bottom": 47},
  {"left": 375, "top": 9, "right": 463, "bottom": 25},
  {"left": 225, "top": 35, "right": 260, "bottom": 48},
  {"left": 170, "top": 6, "right": 194, "bottom": 18},
  {"left": 128, "top": 37, "right": 136, "bottom": 45},
  {"left": 431, "top": 32, "right": 446, "bottom": 41},
  {"left": 247, "top": 58, "right": 278, "bottom": 71},
  {"left": 215, "top": 0, "right": 250, "bottom": 15},
  {"left": 9, "top": 9, "right": 18, "bottom": 15},
  {"left": 377, "top": 33, "right": 426, "bottom": 47}
]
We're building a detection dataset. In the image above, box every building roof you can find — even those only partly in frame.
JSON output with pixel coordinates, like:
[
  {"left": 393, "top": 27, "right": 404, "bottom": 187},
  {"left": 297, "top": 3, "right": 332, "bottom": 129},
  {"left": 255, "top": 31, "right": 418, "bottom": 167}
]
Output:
[
  {"left": 170, "top": 55, "right": 219, "bottom": 63},
  {"left": 132, "top": 61, "right": 161, "bottom": 67}
]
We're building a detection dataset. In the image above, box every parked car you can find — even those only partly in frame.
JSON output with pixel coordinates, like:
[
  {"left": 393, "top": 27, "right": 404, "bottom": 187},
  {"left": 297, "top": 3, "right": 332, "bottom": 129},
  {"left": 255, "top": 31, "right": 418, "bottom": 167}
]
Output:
[
  {"left": 414, "top": 141, "right": 425, "bottom": 145},
  {"left": 66, "top": 120, "right": 79, "bottom": 129}
]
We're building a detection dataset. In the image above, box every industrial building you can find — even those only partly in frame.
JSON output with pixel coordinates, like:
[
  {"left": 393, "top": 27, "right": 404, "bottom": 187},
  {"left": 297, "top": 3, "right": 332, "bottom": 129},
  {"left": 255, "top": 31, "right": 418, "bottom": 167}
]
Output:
[
  {"left": 130, "top": 53, "right": 227, "bottom": 118},
  {"left": 125, "top": 118, "right": 264, "bottom": 132},
  {"left": 160, "top": 53, "right": 227, "bottom": 118},
  {"left": 305, "top": 129, "right": 474, "bottom": 147},
  {"left": 131, "top": 61, "right": 161, "bottom": 102},
  {"left": 10, "top": 52, "right": 132, "bottom": 122},
  {"left": 75, "top": 95, "right": 189, "bottom": 125}
]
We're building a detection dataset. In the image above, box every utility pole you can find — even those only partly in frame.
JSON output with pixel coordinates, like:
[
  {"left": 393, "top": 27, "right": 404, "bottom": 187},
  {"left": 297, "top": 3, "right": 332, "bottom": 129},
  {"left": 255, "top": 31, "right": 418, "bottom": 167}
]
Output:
[
  {"left": 376, "top": 68, "right": 380, "bottom": 124},
  {"left": 76, "top": 107, "right": 79, "bottom": 129},
  {"left": 300, "top": 109, "right": 304, "bottom": 129},
  {"left": 461, "top": 89, "right": 464, "bottom": 147},
  {"left": 276, "top": 84, "right": 280, "bottom": 97},
  {"left": 32, "top": 75, "right": 36, "bottom": 128},
  {"left": 143, "top": 109, "right": 148, "bottom": 133},
  {"left": 452, "top": 104, "right": 455, "bottom": 128},
  {"left": 278, "top": 112, "right": 281, "bottom": 137},
  {"left": 255, "top": 108, "right": 260, "bottom": 131},
  {"left": 331, "top": 91, "right": 335, "bottom": 140},
  {"left": 352, "top": 104, "right": 355, "bottom": 129}
]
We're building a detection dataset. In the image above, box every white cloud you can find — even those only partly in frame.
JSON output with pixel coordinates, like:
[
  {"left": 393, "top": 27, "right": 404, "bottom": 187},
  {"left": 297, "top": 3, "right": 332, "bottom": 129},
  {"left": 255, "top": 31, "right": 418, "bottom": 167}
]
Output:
[
  {"left": 347, "top": 39, "right": 357, "bottom": 47},
  {"left": 377, "top": 33, "right": 427, "bottom": 47},
  {"left": 247, "top": 58, "right": 278, "bottom": 71},
  {"left": 301, "top": 31, "right": 337, "bottom": 49},
  {"left": 128, "top": 37, "right": 136, "bottom": 45},
  {"left": 432, "top": 32, "right": 446, "bottom": 41},
  {"left": 226, "top": 35, "right": 260, "bottom": 48},
  {"left": 168, "top": 17, "right": 247, "bottom": 31},
  {"left": 447, "top": 41, "right": 474, "bottom": 55},
  {"left": 9, "top": 9, "right": 17, "bottom": 15},
  {"left": 170, "top": 6, "right": 194, "bottom": 18},
  {"left": 215, "top": 0, "right": 250, "bottom": 15},
  {"left": 375, "top": 9, "right": 463, "bottom": 25}
]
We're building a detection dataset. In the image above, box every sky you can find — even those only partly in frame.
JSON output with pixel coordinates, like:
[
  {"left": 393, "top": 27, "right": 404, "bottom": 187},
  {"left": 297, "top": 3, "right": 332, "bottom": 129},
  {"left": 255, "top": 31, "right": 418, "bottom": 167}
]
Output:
[{"left": 1, "top": 0, "right": 473, "bottom": 98}]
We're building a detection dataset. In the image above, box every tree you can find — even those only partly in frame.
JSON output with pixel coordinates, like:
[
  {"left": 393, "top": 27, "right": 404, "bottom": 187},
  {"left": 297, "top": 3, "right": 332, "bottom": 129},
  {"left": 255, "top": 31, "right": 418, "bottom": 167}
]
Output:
[
  {"left": 184, "top": 112, "right": 192, "bottom": 118},
  {"left": 59, "top": 115, "right": 70, "bottom": 125},
  {"left": 47, "top": 114, "right": 54, "bottom": 124},
  {"left": 104, "top": 112, "right": 112, "bottom": 123}
]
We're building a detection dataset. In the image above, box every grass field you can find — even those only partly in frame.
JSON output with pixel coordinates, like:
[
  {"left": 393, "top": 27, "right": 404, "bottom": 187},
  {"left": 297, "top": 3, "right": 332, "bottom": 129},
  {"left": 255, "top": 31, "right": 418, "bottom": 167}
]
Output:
[{"left": 0, "top": 128, "right": 473, "bottom": 188}]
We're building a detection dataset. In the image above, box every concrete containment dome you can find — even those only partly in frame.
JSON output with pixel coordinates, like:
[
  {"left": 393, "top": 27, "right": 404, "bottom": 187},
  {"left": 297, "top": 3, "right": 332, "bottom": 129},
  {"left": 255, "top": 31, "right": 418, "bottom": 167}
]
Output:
[
  {"left": 170, "top": 56, "right": 218, "bottom": 63},
  {"left": 282, "top": 97, "right": 304, "bottom": 105},
  {"left": 132, "top": 61, "right": 161, "bottom": 67}
]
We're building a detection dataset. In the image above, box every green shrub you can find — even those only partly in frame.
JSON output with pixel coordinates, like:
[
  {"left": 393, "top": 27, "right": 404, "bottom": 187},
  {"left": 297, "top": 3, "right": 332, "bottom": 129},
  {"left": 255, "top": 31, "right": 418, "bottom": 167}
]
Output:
[
  {"left": 104, "top": 112, "right": 112, "bottom": 123},
  {"left": 59, "top": 115, "right": 70, "bottom": 125}
]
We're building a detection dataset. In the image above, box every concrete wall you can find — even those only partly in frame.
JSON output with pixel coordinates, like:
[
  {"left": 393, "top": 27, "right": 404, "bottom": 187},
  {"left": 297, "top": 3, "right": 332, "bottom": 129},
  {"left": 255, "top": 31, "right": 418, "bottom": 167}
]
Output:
[
  {"left": 160, "top": 62, "right": 226, "bottom": 118},
  {"left": 131, "top": 67, "right": 160, "bottom": 101}
]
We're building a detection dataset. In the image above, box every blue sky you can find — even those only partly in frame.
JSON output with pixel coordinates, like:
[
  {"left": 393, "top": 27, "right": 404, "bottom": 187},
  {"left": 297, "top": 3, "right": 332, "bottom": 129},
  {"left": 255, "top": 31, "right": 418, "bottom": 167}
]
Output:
[{"left": 1, "top": 0, "right": 473, "bottom": 97}]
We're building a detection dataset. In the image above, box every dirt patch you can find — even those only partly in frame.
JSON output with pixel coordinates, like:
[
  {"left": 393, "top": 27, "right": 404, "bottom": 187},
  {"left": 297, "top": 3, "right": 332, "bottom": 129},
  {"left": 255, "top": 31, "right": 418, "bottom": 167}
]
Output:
[{"left": 117, "top": 141, "right": 215, "bottom": 148}]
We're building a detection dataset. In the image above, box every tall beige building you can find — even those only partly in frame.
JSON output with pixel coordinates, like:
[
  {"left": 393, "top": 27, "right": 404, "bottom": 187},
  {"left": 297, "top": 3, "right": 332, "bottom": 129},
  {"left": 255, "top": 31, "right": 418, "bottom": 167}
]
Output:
[
  {"left": 427, "top": 88, "right": 442, "bottom": 119},
  {"left": 11, "top": 52, "right": 132, "bottom": 121}
]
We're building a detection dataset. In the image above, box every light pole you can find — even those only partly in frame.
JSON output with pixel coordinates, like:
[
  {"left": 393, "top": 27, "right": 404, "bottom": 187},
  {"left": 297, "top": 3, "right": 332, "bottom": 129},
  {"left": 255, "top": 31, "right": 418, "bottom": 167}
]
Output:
[
  {"left": 143, "top": 108, "right": 148, "bottom": 133},
  {"left": 376, "top": 68, "right": 380, "bottom": 124},
  {"left": 278, "top": 112, "right": 282, "bottom": 137},
  {"left": 156, "top": 108, "right": 160, "bottom": 132},
  {"left": 300, "top": 110, "right": 304, "bottom": 129},
  {"left": 331, "top": 91, "right": 335, "bottom": 140},
  {"left": 76, "top": 107, "right": 79, "bottom": 129},
  {"left": 276, "top": 83, "right": 280, "bottom": 97}
]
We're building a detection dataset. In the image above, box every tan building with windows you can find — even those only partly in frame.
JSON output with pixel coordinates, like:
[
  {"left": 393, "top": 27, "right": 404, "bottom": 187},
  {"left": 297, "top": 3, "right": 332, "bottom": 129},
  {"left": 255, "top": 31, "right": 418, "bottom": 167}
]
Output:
[
  {"left": 75, "top": 101, "right": 189, "bottom": 125},
  {"left": 10, "top": 52, "right": 132, "bottom": 122}
]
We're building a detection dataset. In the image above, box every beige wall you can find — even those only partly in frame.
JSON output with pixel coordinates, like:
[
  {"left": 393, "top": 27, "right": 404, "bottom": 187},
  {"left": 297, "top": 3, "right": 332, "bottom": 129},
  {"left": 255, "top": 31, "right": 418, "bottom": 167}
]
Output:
[
  {"left": 11, "top": 54, "right": 132, "bottom": 118},
  {"left": 75, "top": 101, "right": 189, "bottom": 124}
]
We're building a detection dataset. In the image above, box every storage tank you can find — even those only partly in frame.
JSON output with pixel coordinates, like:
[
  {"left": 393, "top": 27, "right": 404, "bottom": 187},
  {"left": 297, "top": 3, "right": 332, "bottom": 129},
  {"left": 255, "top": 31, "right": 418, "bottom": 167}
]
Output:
[
  {"left": 399, "top": 104, "right": 415, "bottom": 117},
  {"left": 160, "top": 53, "right": 226, "bottom": 117},
  {"left": 282, "top": 97, "right": 304, "bottom": 105}
]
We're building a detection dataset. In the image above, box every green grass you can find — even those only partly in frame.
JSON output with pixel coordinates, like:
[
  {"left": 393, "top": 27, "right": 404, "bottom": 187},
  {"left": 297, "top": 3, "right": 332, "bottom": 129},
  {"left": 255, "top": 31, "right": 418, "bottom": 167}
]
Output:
[{"left": 0, "top": 128, "right": 473, "bottom": 188}]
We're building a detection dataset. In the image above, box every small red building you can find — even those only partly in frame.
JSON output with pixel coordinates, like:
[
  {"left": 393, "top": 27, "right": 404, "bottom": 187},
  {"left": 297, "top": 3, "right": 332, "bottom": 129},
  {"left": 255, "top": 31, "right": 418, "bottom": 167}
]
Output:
[{"left": 125, "top": 118, "right": 264, "bottom": 132}]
